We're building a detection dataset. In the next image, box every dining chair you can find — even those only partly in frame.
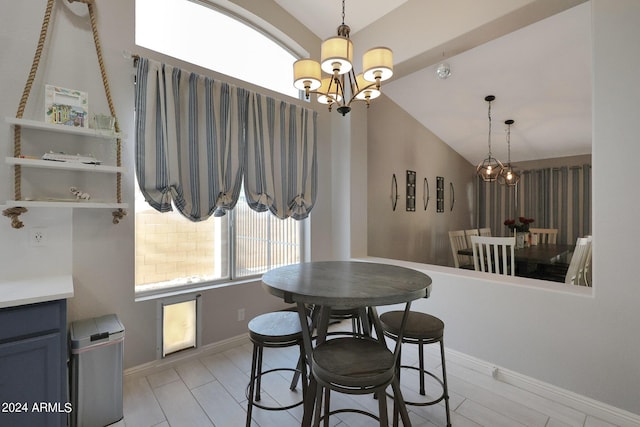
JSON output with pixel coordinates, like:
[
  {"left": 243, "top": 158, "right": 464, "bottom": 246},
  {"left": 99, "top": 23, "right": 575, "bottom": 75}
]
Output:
[
  {"left": 529, "top": 228, "right": 558, "bottom": 244},
  {"left": 564, "top": 237, "right": 592, "bottom": 285},
  {"left": 470, "top": 235, "right": 516, "bottom": 276},
  {"left": 464, "top": 229, "right": 479, "bottom": 247},
  {"left": 449, "top": 230, "right": 474, "bottom": 269},
  {"left": 478, "top": 227, "right": 492, "bottom": 237},
  {"left": 582, "top": 236, "right": 593, "bottom": 286}
]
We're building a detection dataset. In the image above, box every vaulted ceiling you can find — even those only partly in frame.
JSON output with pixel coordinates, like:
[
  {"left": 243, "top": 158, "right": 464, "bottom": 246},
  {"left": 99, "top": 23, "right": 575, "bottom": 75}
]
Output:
[{"left": 273, "top": 0, "right": 592, "bottom": 164}]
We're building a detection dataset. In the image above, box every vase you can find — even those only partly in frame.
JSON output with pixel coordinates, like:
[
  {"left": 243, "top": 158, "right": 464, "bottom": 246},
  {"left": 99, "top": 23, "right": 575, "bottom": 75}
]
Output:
[{"left": 516, "top": 231, "right": 526, "bottom": 249}]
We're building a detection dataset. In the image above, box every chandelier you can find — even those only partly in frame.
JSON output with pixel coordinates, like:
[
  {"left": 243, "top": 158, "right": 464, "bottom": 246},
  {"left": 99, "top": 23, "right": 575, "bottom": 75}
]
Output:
[
  {"left": 476, "top": 95, "right": 504, "bottom": 181},
  {"left": 292, "top": 0, "right": 393, "bottom": 116},
  {"left": 498, "top": 119, "right": 520, "bottom": 186}
]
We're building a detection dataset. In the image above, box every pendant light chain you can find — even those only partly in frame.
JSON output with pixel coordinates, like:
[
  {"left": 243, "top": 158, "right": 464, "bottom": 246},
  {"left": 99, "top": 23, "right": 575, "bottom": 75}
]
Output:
[{"left": 487, "top": 100, "right": 493, "bottom": 156}]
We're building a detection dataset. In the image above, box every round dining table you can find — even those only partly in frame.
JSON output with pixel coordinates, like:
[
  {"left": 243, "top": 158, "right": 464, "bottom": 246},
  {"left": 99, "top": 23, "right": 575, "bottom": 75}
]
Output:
[{"left": 262, "top": 260, "right": 432, "bottom": 426}]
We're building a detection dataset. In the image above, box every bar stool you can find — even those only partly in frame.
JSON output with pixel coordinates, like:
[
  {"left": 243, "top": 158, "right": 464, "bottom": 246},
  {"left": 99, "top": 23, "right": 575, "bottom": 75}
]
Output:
[
  {"left": 310, "top": 305, "right": 413, "bottom": 427},
  {"left": 380, "top": 310, "right": 452, "bottom": 427},
  {"left": 245, "top": 311, "right": 307, "bottom": 427}
]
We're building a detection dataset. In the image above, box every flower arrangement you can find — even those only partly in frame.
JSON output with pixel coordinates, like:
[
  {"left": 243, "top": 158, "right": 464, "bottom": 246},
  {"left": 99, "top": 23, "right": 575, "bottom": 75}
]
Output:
[{"left": 504, "top": 217, "right": 534, "bottom": 232}]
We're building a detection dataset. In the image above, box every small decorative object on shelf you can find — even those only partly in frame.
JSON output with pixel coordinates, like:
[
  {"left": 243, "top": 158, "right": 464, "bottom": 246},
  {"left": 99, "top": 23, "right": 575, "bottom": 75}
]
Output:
[
  {"left": 42, "top": 151, "right": 101, "bottom": 164},
  {"left": 92, "top": 113, "right": 115, "bottom": 131},
  {"left": 70, "top": 187, "right": 91, "bottom": 201},
  {"left": 45, "top": 85, "right": 88, "bottom": 128}
]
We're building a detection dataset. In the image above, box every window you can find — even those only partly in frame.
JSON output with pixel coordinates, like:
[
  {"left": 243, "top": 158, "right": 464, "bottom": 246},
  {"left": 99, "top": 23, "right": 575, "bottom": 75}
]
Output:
[
  {"left": 135, "top": 0, "right": 299, "bottom": 98},
  {"left": 134, "top": 0, "right": 306, "bottom": 295}
]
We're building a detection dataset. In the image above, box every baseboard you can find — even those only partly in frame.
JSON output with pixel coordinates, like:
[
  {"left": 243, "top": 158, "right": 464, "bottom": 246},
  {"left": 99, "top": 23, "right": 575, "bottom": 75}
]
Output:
[
  {"left": 446, "top": 348, "right": 640, "bottom": 427},
  {"left": 123, "top": 333, "right": 250, "bottom": 379}
]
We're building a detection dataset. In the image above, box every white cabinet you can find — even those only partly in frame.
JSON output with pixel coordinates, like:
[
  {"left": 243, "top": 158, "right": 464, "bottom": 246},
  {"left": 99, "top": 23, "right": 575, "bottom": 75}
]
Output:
[{"left": 4, "top": 117, "right": 128, "bottom": 212}]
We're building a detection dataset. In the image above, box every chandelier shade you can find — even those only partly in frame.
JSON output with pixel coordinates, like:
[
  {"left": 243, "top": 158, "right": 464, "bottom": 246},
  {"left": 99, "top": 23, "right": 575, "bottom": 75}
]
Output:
[
  {"left": 293, "top": 59, "right": 322, "bottom": 92},
  {"left": 316, "top": 77, "right": 343, "bottom": 104},
  {"left": 476, "top": 95, "right": 504, "bottom": 182},
  {"left": 320, "top": 36, "right": 354, "bottom": 75},
  {"left": 292, "top": 0, "right": 393, "bottom": 115},
  {"left": 354, "top": 73, "right": 380, "bottom": 101},
  {"left": 363, "top": 47, "right": 394, "bottom": 83},
  {"left": 498, "top": 119, "right": 520, "bottom": 186}
]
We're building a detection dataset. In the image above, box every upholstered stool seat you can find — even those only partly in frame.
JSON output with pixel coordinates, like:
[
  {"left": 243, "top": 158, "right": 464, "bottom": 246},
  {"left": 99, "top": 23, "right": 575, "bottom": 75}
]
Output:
[
  {"left": 380, "top": 311, "right": 451, "bottom": 427},
  {"left": 311, "top": 336, "right": 401, "bottom": 426},
  {"left": 245, "top": 311, "right": 307, "bottom": 427}
]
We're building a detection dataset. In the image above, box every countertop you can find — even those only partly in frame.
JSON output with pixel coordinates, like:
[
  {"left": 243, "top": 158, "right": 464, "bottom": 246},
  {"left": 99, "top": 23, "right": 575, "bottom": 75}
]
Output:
[{"left": 0, "top": 275, "right": 74, "bottom": 308}]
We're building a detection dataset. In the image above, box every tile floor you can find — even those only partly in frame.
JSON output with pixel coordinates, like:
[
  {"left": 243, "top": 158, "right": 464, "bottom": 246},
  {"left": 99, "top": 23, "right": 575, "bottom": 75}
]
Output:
[{"left": 114, "top": 321, "right": 619, "bottom": 427}]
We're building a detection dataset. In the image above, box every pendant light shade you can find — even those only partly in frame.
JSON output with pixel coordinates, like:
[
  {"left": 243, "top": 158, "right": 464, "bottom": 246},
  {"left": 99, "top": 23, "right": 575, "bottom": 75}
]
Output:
[
  {"left": 293, "top": 59, "right": 322, "bottom": 96},
  {"left": 363, "top": 47, "right": 394, "bottom": 84},
  {"left": 498, "top": 119, "right": 520, "bottom": 186},
  {"left": 476, "top": 95, "right": 504, "bottom": 182},
  {"left": 321, "top": 35, "right": 353, "bottom": 76},
  {"left": 354, "top": 73, "right": 381, "bottom": 101}
]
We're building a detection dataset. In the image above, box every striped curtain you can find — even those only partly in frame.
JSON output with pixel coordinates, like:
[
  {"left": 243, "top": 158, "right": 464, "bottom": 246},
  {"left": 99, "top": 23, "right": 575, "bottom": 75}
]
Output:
[
  {"left": 478, "top": 164, "right": 591, "bottom": 244},
  {"left": 246, "top": 94, "right": 317, "bottom": 219},
  {"left": 135, "top": 57, "right": 317, "bottom": 221}
]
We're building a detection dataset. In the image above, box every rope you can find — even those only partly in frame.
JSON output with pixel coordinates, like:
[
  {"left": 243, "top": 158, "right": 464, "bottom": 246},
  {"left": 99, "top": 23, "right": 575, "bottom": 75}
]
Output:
[
  {"left": 86, "top": 1, "right": 125, "bottom": 217},
  {"left": 13, "top": 0, "right": 55, "bottom": 202},
  {"left": 2, "top": 207, "right": 28, "bottom": 229}
]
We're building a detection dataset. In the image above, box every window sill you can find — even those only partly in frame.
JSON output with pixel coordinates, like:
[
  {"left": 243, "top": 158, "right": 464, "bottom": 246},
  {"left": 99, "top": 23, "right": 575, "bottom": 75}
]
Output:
[{"left": 134, "top": 276, "right": 262, "bottom": 302}]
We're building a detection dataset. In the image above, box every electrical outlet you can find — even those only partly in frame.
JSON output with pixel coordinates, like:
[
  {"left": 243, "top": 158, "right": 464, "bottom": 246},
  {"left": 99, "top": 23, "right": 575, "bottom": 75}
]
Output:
[
  {"left": 237, "top": 308, "right": 245, "bottom": 322},
  {"left": 30, "top": 227, "right": 47, "bottom": 247}
]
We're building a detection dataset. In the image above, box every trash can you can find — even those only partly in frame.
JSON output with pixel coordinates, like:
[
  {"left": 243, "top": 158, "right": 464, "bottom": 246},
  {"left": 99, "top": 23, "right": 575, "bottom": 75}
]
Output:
[{"left": 69, "top": 314, "right": 125, "bottom": 427}]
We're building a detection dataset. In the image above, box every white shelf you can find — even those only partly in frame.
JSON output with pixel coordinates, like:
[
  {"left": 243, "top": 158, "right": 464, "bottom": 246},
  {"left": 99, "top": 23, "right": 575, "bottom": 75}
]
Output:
[
  {"left": 6, "top": 157, "right": 124, "bottom": 174},
  {"left": 5, "top": 116, "right": 121, "bottom": 139},
  {"left": 4, "top": 200, "right": 128, "bottom": 209}
]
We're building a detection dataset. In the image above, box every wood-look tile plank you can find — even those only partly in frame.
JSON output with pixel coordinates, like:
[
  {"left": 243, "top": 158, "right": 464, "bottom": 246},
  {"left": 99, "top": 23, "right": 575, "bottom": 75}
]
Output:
[
  {"left": 584, "top": 416, "right": 619, "bottom": 427},
  {"left": 146, "top": 368, "right": 181, "bottom": 389},
  {"left": 153, "top": 379, "right": 214, "bottom": 427},
  {"left": 456, "top": 399, "right": 528, "bottom": 427},
  {"left": 192, "top": 380, "right": 250, "bottom": 427},
  {"left": 175, "top": 358, "right": 216, "bottom": 390},
  {"left": 200, "top": 352, "right": 251, "bottom": 403},
  {"left": 122, "top": 376, "right": 166, "bottom": 427}
]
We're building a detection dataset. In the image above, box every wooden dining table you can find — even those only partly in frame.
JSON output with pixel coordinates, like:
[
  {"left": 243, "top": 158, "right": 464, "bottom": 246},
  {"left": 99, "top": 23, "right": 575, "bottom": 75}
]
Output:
[
  {"left": 262, "top": 260, "right": 432, "bottom": 427},
  {"left": 458, "top": 243, "right": 574, "bottom": 278}
]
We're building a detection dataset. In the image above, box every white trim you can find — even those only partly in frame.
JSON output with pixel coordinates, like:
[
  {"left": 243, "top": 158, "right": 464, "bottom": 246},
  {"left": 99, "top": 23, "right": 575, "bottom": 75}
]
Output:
[{"left": 445, "top": 348, "right": 640, "bottom": 427}]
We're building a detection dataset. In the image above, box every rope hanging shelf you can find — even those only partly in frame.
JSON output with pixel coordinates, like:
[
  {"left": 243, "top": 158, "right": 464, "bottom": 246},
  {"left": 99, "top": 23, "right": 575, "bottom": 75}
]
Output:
[{"left": 2, "top": 0, "right": 127, "bottom": 228}]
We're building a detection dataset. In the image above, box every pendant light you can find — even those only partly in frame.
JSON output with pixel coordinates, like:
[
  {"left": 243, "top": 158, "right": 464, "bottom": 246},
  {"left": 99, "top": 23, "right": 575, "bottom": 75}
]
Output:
[
  {"left": 498, "top": 119, "right": 520, "bottom": 186},
  {"left": 292, "top": 0, "right": 393, "bottom": 116},
  {"left": 476, "top": 95, "right": 504, "bottom": 181}
]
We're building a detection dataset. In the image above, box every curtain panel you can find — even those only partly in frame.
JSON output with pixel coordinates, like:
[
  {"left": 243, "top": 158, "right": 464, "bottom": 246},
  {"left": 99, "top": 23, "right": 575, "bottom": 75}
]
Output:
[
  {"left": 478, "top": 164, "right": 591, "bottom": 244},
  {"left": 134, "top": 57, "right": 317, "bottom": 221}
]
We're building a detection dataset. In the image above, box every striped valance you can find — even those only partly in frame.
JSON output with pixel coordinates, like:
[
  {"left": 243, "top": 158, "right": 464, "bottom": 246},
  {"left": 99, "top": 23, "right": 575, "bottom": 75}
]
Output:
[{"left": 134, "top": 57, "right": 317, "bottom": 221}]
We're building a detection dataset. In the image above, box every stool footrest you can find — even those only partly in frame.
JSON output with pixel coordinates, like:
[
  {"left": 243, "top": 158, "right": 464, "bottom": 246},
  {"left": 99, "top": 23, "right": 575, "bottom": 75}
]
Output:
[{"left": 246, "top": 368, "right": 304, "bottom": 411}]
